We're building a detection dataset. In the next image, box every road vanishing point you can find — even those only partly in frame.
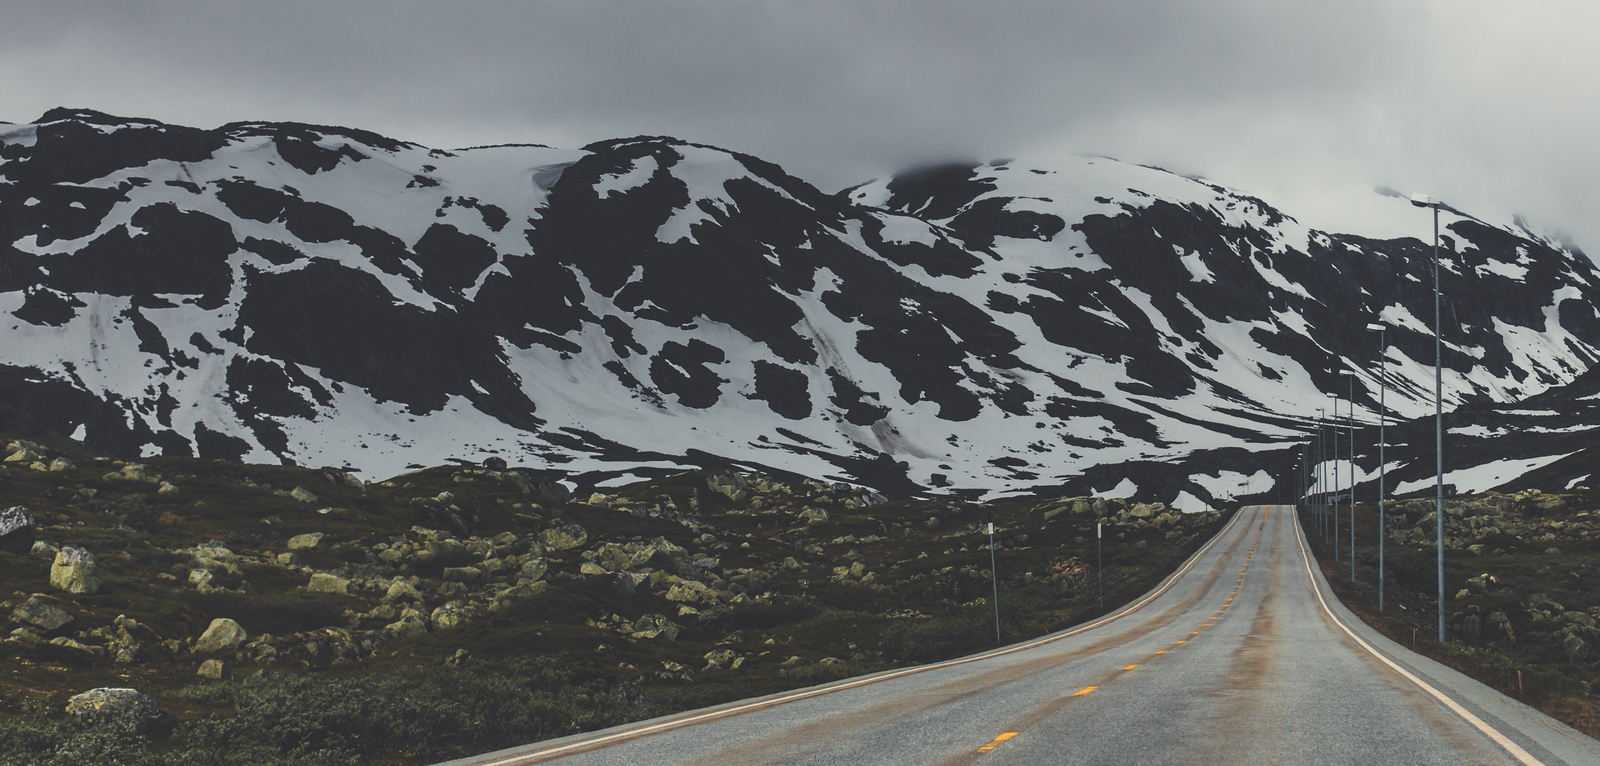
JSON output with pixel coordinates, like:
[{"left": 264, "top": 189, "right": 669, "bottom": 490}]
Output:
[{"left": 444, "top": 506, "right": 1600, "bottom": 765}]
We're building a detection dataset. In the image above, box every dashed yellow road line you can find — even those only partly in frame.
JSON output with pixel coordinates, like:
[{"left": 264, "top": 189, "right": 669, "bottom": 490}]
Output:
[
  {"left": 1123, "top": 664, "right": 1139, "bottom": 670},
  {"left": 1072, "top": 686, "right": 1098, "bottom": 696},
  {"left": 975, "top": 732, "right": 1019, "bottom": 753}
]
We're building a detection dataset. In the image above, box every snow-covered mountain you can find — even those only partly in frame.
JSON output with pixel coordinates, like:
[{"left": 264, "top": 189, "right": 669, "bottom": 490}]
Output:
[{"left": 3, "top": 108, "right": 1598, "bottom": 504}]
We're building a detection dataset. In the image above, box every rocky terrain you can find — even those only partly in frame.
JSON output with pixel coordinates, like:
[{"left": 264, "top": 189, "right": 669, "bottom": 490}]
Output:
[
  {"left": 1304, "top": 488, "right": 1600, "bottom": 737},
  {"left": 0, "top": 418, "right": 1225, "bottom": 765}
]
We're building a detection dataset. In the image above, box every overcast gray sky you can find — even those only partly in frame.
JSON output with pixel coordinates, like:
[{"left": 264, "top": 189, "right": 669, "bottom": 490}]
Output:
[{"left": 5, "top": 1, "right": 1598, "bottom": 253}]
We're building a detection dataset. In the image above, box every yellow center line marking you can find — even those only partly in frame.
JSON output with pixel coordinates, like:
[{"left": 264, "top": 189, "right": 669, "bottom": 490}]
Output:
[
  {"left": 1072, "top": 686, "right": 1098, "bottom": 696},
  {"left": 1192, "top": 630, "right": 1200, "bottom": 635},
  {"left": 1155, "top": 650, "right": 1166, "bottom": 654},
  {"left": 975, "top": 731, "right": 1020, "bottom": 753},
  {"left": 1176, "top": 640, "right": 1186, "bottom": 644},
  {"left": 1123, "top": 664, "right": 1139, "bottom": 670}
]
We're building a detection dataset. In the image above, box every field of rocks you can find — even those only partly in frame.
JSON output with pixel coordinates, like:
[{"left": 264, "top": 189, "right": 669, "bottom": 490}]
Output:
[
  {"left": 1303, "top": 487, "right": 1600, "bottom": 736},
  {"left": 0, "top": 412, "right": 1226, "bottom": 765}
]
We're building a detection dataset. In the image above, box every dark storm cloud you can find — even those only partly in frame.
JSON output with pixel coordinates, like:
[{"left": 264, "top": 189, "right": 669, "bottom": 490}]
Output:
[{"left": 4, "top": 1, "right": 1597, "bottom": 251}]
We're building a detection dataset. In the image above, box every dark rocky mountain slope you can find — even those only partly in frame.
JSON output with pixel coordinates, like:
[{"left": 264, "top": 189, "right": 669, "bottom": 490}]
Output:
[{"left": 4, "top": 109, "right": 1599, "bottom": 504}]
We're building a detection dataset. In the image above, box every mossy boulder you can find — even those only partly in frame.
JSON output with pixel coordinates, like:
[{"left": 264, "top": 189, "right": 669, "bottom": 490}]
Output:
[
  {"left": 49, "top": 546, "right": 101, "bottom": 594},
  {"left": 65, "top": 687, "right": 170, "bottom": 732},
  {"left": 195, "top": 617, "right": 248, "bottom": 653}
]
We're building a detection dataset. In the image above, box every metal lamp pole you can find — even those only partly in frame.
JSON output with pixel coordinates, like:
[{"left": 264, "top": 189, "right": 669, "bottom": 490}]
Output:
[
  {"left": 1367, "top": 323, "right": 1388, "bottom": 609},
  {"left": 1317, "top": 408, "right": 1326, "bottom": 538},
  {"left": 1412, "top": 193, "right": 1446, "bottom": 642},
  {"left": 1340, "top": 370, "right": 1356, "bottom": 581},
  {"left": 1331, "top": 392, "right": 1340, "bottom": 561}
]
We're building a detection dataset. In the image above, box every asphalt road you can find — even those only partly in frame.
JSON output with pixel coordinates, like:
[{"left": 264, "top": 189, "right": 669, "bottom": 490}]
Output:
[{"left": 444, "top": 506, "right": 1600, "bottom": 765}]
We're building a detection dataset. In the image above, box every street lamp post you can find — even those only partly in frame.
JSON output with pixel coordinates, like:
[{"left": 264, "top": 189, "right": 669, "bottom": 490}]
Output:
[
  {"left": 1330, "top": 392, "right": 1340, "bottom": 561},
  {"left": 1412, "top": 193, "right": 1446, "bottom": 643},
  {"left": 1317, "top": 408, "right": 1326, "bottom": 538},
  {"left": 1340, "top": 369, "right": 1356, "bottom": 581},
  {"left": 1367, "top": 323, "right": 1388, "bottom": 609}
]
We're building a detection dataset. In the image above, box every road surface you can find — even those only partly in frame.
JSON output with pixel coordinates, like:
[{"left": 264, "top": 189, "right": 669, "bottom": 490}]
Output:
[{"left": 443, "top": 505, "right": 1600, "bottom": 765}]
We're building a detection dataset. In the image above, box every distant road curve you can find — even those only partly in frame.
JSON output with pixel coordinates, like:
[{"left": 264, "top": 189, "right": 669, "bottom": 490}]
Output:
[{"left": 443, "top": 506, "right": 1600, "bottom": 765}]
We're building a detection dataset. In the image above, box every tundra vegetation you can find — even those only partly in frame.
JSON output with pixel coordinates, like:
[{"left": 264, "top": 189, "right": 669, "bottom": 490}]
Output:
[
  {"left": 1302, "top": 490, "right": 1600, "bottom": 738},
  {"left": 0, "top": 414, "right": 1224, "bottom": 765}
]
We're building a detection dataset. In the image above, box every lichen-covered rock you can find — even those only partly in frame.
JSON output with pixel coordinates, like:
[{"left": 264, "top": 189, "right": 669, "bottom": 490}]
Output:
[
  {"left": 799, "top": 508, "right": 829, "bottom": 525},
  {"left": 66, "top": 688, "right": 170, "bottom": 731},
  {"left": 50, "top": 546, "right": 101, "bottom": 594},
  {"left": 385, "top": 608, "right": 430, "bottom": 639},
  {"left": 443, "top": 566, "right": 482, "bottom": 582},
  {"left": 11, "top": 595, "right": 73, "bottom": 630},
  {"left": 287, "top": 532, "right": 327, "bottom": 551},
  {"left": 48, "top": 457, "right": 75, "bottom": 472},
  {"left": 430, "top": 603, "right": 473, "bottom": 630},
  {"left": 0, "top": 506, "right": 35, "bottom": 554},
  {"left": 1563, "top": 630, "right": 1590, "bottom": 663},
  {"left": 306, "top": 573, "right": 351, "bottom": 594},
  {"left": 194, "top": 618, "right": 247, "bottom": 653},
  {"left": 383, "top": 580, "right": 423, "bottom": 604},
  {"left": 197, "top": 659, "right": 230, "bottom": 680},
  {"left": 290, "top": 486, "right": 319, "bottom": 503},
  {"left": 541, "top": 524, "right": 587, "bottom": 551},
  {"left": 489, "top": 581, "right": 548, "bottom": 611},
  {"left": 628, "top": 613, "right": 681, "bottom": 640}
]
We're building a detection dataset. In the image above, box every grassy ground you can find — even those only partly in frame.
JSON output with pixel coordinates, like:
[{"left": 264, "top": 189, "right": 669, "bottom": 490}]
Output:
[{"left": 0, "top": 417, "right": 1233, "bottom": 764}]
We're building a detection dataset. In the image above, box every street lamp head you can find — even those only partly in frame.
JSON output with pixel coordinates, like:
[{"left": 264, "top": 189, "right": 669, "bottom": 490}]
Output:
[
  {"left": 1339, "top": 369, "right": 1354, "bottom": 376},
  {"left": 1410, "top": 193, "right": 1441, "bottom": 208},
  {"left": 1365, "top": 323, "right": 1385, "bottom": 332}
]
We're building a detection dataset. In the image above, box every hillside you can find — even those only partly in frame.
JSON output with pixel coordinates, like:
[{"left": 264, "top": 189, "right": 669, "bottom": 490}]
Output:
[
  {"left": 1, "top": 430, "right": 1223, "bottom": 763},
  {"left": 5, "top": 109, "right": 1600, "bottom": 504}
]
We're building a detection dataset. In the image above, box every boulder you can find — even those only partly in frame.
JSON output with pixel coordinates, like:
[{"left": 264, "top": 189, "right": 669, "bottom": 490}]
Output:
[
  {"left": 430, "top": 604, "right": 472, "bottom": 630},
  {"left": 196, "top": 659, "right": 230, "bottom": 680},
  {"left": 157, "top": 481, "right": 180, "bottom": 496},
  {"left": 799, "top": 508, "right": 830, "bottom": 525},
  {"left": 287, "top": 532, "right": 327, "bottom": 551},
  {"left": 443, "top": 566, "right": 482, "bottom": 582},
  {"left": 708, "top": 472, "right": 750, "bottom": 502},
  {"left": 48, "top": 457, "right": 75, "bottom": 472},
  {"left": 384, "top": 609, "right": 430, "bottom": 639},
  {"left": 290, "top": 486, "right": 319, "bottom": 504},
  {"left": 194, "top": 618, "right": 248, "bottom": 653},
  {"left": 703, "top": 648, "right": 739, "bottom": 670},
  {"left": 11, "top": 596, "right": 73, "bottom": 630},
  {"left": 66, "top": 688, "right": 170, "bottom": 732},
  {"left": 519, "top": 557, "right": 550, "bottom": 582},
  {"left": 117, "top": 464, "right": 150, "bottom": 482},
  {"left": 306, "top": 573, "right": 351, "bottom": 594},
  {"left": 1563, "top": 631, "right": 1590, "bottom": 663},
  {"left": 490, "top": 581, "right": 548, "bottom": 610},
  {"left": 541, "top": 524, "right": 587, "bottom": 551},
  {"left": 616, "top": 571, "right": 650, "bottom": 597},
  {"left": 50, "top": 546, "right": 101, "bottom": 594},
  {"left": 483, "top": 456, "right": 508, "bottom": 470},
  {"left": 0, "top": 506, "right": 36, "bottom": 554},
  {"left": 383, "top": 580, "right": 424, "bottom": 604},
  {"left": 628, "top": 614, "right": 681, "bottom": 640}
]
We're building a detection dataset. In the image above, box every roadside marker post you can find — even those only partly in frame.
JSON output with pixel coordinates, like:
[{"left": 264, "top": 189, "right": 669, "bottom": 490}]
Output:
[
  {"left": 1097, "top": 522, "right": 1104, "bottom": 607},
  {"left": 988, "top": 520, "right": 1001, "bottom": 644}
]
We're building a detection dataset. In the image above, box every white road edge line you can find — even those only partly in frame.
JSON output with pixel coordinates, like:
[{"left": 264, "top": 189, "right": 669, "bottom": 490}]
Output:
[
  {"left": 1289, "top": 505, "right": 1543, "bottom": 766},
  {"left": 468, "top": 506, "right": 1259, "bottom": 765}
]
